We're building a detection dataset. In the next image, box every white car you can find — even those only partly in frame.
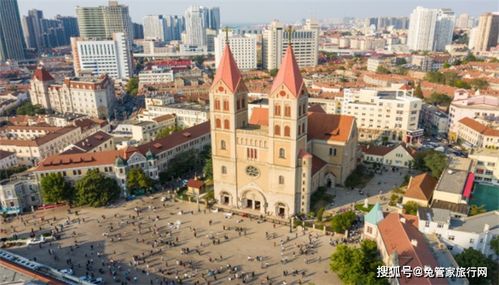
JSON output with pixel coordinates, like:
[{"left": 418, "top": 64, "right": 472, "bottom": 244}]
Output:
[{"left": 60, "top": 268, "right": 73, "bottom": 275}]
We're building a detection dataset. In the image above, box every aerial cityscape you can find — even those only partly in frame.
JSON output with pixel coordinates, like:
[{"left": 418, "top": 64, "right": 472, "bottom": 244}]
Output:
[{"left": 0, "top": 0, "right": 498, "bottom": 284}]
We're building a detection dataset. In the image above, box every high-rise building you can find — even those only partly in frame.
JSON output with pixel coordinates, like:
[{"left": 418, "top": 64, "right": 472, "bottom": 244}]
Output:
[
  {"left": 184, "top": 5, "right": 206, "bottom": 46},
  {"left": 455, "top": 13, "right": 470, "bottom": 29},
  {"left": 76, "top": 0, "right": 133, "bottom": 44},
  {"left": 165, "top": 15, "right": 185, "bottom": 41},
  {"left": 0, "top": 0, "right": 26, "bottom": 60},
  {"left": 215, "top": 30, "right": 256, "bottom": 70},
  {"left": 56, "top": 16, "right": 79, "bottom": 44},
  {"left": 143, "top": 15, "right": 167, "bottom": 41},
  {"left": 133, "top": 22, "right": 144, "bottom": 39},
  {"left": 262, "top": 19, "right": 319, "bottom": 70},
  {"left": 22, "top": 10, "right": 44, "bottom": 50},
  {"left": 71, "top": 32, "right": 132, "bottom": 80},
  {"left": 209, "top": 7, "right": 221, "bottom": 30},
  {"left": 407, "top": 6, "right": 455, "bottom": 51},
  {"left": 471, "top": 13, "right": 499, "bottom": 52},
  {"left": 41, "top": 18, "right": 66, "bottom": 48},
  {"left": 23, "top": 12, "right": 79, "bottom": 49}
]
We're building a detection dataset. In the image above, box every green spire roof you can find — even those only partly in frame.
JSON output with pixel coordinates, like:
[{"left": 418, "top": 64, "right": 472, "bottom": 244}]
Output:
[{"left": 365, "top": 202, "right": 384, "bottom": 225}]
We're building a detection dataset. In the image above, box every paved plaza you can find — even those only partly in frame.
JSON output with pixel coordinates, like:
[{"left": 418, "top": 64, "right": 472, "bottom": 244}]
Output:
[{"left": 2, "top": 194, "right": 342, "bottom": 285}]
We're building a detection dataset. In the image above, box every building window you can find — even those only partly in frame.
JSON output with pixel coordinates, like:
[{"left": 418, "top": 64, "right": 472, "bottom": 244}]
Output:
[
  {"left": 448, "top": 235, "right": 455, "bottom": 241},
  {"left": 247, "top": 148, "right": 258, "bottom": 159},
  {"left": 279, "top": 175, "right": 284, "bottom": 184},
  {"left": 279, "top": 148, "right": 286, "bottom": 159},
  {"left": 284, "top": 126, "right": 290, "bottom": 137},
  {"left": 469, "top": 239, "right": 474, "bottom": 244},
  {"left": 221, "top": 166, "right": 227, "bottom": 174},
  {"left": 224, "top": 119, "right": 230, "bottom": 129},
  {"left": 221, "top": 140, "right": 226, "bottom": 150},
  {"left": 215, "top": 119, "right": 221, "bottom": 128},
  {"left": 236, "top": 100, "right": 240, "bottom": 110},
  {"left": 274, "top": 104, "right": 281, "bottom": 116},
  {"left": 329, "top": 148, "right": 336, "bottom": 156},
  {"left": 284, "top": 105, "right": 291, "bottom": 117},
  {"left": 215, "top": 99, "right": 220, "bottom": 110},
  {"left": 425, "top": 221, "right": 430, "bottom": 227},
  {"left": 274, "top": 125, "right": 280, "bottom": 136},
  {"left": 223, "top": 100, "right": 229, "bottom": 111},
  {"left": 367, "top": 226, "right": 373, "bottom": 234}
]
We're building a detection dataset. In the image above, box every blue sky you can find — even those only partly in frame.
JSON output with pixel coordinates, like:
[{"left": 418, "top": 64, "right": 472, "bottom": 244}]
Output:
[{"left": 18, "top": 0, "right": 498, "bottom": 24}]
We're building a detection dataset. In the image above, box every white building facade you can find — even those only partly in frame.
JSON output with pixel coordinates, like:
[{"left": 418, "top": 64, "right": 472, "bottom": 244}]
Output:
[
  {"left": 143, "top": 15, "right": 167, "bottom": 42},
  {"left": 215, "top": 31, "right": 257, "bottom": 70},
  {"left": 407, "top": 6, "right": 455, "bottom": 51}
]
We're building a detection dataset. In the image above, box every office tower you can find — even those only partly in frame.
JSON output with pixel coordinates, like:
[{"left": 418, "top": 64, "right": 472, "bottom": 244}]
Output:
[
  {"left": 407, "top": 6, "right": 454, "bottom": 51},
  {"left": 76, "top": 0, "right": 133, "bottom": 44},
  {"left": 22, "top": 10, "right": 44, "bottom": 50},
  {"left": 133, "top": 22, "right": 144, "bottom": 39},
  {"left": 0, "top": 0, "right": 26, "bottom": 60},
  {"left": 143, "top": 15, "right": 167, "bottom": 41},
  {"left": 472, "top": 13, "right": 499, "bottom": 52},
  {"left": 262, "top": 19, "right": 319, "bottom": 70},
  {"left": 215, "top": 30, "right": 256, "bottom": 70},
  {"left": 184, "top": 5, "right": 206, "bottom": 46},
  {"left": 209, "top": 7, "right": 221, "bottom": 30},
  {"left": 433, "top": 9, "right": 455, "bottom": 51},
  {"left": 56, "top": 16, "right": 79, "bottom": 44},
  {"left": 71, "top": 32, "right": 132, "bottom": 80},
  {"left": 455, "top": 13, "right": 470, "bottom": 29},
  {"left": 165, "top": 15, "right": 185, "bottom": 41},
  {"left": 41, "top": 19, "right": 66, "bottom": 48}
]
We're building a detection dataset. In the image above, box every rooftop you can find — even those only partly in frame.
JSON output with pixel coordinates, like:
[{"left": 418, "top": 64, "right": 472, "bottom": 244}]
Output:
[
  {"left": 417, "top": 207, "right": 451, "bottom": 224},
  {"left": 405, "top": 173, "right": 438, "bottom": 201},
  {"left": 431, "top": 200, "right": 469, "bottom": 215},
  {"left": 434, "top": 157, "right": 472, "bottom": 195},
  {"left": 451, "top": 211, "right": 499, "bottom": 233},
  {"left": 62, "top": 131, "right": 112, "bottom": 154}
]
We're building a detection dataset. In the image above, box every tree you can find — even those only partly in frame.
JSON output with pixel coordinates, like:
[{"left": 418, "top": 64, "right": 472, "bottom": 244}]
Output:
[
  {"left": 330, "top": 240, "right": 387, "bottom": 285},
  {"left": 316, "top": 207, "right": 325, "bottom": 222},
  {"left": 155, "top": 125, "right": 182, "bottom": 139},
  {"left": 16, "top": 102, "right": 46, "bottom": 115},
  {"left": 127, "top": 168, "right": 153, "bottom": 194},
  {"left": 455, "top": 248, "right": 497, "bottom": 285},
  {"left": 0, "top": 166, "right": 27, "bottom": 180},
  {"left": 203, "top": 157, "right": 213, "bottom": 181},
  {"left": 376, "top": 65, "right": 391, "bottom": 74},
  {"left": 490, "top": 236, "right": 499, "bottom": 256},
  {"left": 426, "top": 92, "right": 452, "bottom": 106},
  {"left": 269, "top": 68, "right": 279, "bottom": 77},
  {"left": 403, "top": 201, "right": 419, "bottom": 215},
  {"left": 75, "top": 169, "right": 120, "bottom": 207},
  {"left": 415, "top": 151, "right": 448, "bottom": 178},
  {"left": 469, "top": 204, "right": 486, "bottom": 216},
  {"left": 330, "top": 210, "right": 356, "bottom": 233},
  {"left": 414, "top": 82, "right": 423, "bottom": 99},
  {"left": 193, "top": 55, "right": 204, "bottom": 66},
  {"left": 469, "top": 78, "right": 489, "bottom": 90},
  {"left": 40, "top": 173, "right": 73, "bottom": 204},
  {"left": 126, "top": 77, "right": 139, "bottom": 96}
]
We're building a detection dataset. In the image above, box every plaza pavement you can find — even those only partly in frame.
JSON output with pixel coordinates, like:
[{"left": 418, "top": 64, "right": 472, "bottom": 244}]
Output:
[{"left": 2, "top": 195, "right": 342, "bottom": 285}]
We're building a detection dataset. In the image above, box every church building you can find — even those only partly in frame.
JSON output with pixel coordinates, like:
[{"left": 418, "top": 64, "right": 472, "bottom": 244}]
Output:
[{"left": 210, "top": 40, "right": 359, "bottom": 218}]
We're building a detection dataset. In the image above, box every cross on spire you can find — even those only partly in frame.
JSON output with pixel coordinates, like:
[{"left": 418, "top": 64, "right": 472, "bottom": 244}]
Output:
[
  {"left": 223, "top": 26, "right": 230, "bottom": 44},
  {"left": 287, "top": 25, "right": 293, "bottom": 46}
]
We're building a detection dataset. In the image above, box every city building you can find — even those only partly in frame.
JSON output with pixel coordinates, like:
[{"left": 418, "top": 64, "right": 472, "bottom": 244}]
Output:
[
  {"left": 407, "top": 6, "right": 455, "bottom": 51},
  {"left": 138, "top": 66, "right": 174, "bottom": 87},
  {"left": 420, "top": 104, "right": 449, "bottom": 137},
  {"left": 402, "top": 172, "right": 438, "bottom": 207},
  {"left": 431, "top": 157, "right": 473, "bottom": 217},
  {"left": 113, "top": 114, "right": 176, "bottom": 143},
  {"left": 34, "top": 122, "right": 210, "bottom": 194},
  {"left": 470, "top": 12, "right": 499, "bottom": 52},
  {"left": 366, "top": 57, "right": 390, "bottom": 72},
  {"left": 361, "top": 144, "right": 415, "bottom": 168},
  {"left": 71, "top": 32, "right": 132, "bottom": 80},
  {"left": 76, "top": 0, "right": 133, "bottom": 44},
  {"left": 341, "top": 88, "right": 423, "bottom": 143},
  {"left": 132, "top": 22, "right": 144, "bottom": 39},
  {"left": 0, "top": 175, "right": 41, "bottom": 214},
  {"left": 0, "top": 0, "right": 26, "bottom": 61},
  {"left": 447, "top": 90, "right": 499, "bottom": 140},
  {"left": 143, "top": 15, "right": 167, "bottom": 42},
  {"left": 262, "top": 19, "right": 319, "bottom": 70},
  {"left": 0, "top": 125, "right": 82, "bottom": 166},
  {"left": 22, "top": 11, "right": 77, "bottom": 49},
  {"left": 164, "top": 15, "right": 185, "bottom": 41},
  {"left": 469, "top": 148, "right": 499, "bottom": 185},
  {"left": 22, "top": 9, "right": 44, "bottom": 50},
  {"left": 30, "top": 66, "right": 117, "bottom": 119},
  {"left": 418, "top": 207, "right": 498, "bottom": 256},
  {"left": 56, "top": 15, "right": 80, "bottom": 43},
  {"left": 62, "top": 130, "right": 114, "bottom": 154},
  {"left": 184, "top": 5, "right": 206, "bottom": 46},
  {"left": 210, "top": 43, "right": 358, "bottom": 218},
  {"left": 215, "top": 30, "right": 257, "bottom": 70},
  {"left": 456, "top": 117, "right": 499, "bottom": 149},
  {"left": 455, "top": 13, "right": 470, "bottom": 29},
  {"left": 0, "top": 150, "right": 17, "bottom": 170}
]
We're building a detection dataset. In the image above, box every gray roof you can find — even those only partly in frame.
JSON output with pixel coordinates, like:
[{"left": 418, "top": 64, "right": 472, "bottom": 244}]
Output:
[
  {"left": 431, "top": 200, "right": 469, "bottom": 215},
  {"left": 452, "top": 211, "right": 499, "bottom": 233},
  {"left": 418, "top": 207, "right": 451, "bottom": 223},
  {"left": 434, "top": 157, "right": 473, "bottom": 195}
]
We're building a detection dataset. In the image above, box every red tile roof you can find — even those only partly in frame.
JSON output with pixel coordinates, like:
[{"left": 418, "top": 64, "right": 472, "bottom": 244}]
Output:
[
  {"left": 458, "top": 117, "right": 499, "bottom": 137},
  {"left": 33, "top": 66, "right": 54, "bottom": 81},
  {"left": 308, "top": 104, "right": 326, "bottom": 113},
  {"left": 405, "top": 173, "right": 438, "bottom": 201},
  {"left": 187, "top": 178, "right": 204, "bottom": 188},
  {"left": 311, "top": 154, "right": 328, "bottom": 175},
  {"left": 213, "top": 44, "right": 243, "bottom": 93},
  {"left": 249, "top": 107, "right": 269, "bottom": 126},
  {"left": 378, "top": 213, "right": 446, "bottom": 285},
  {"left": 270, "top": 46, "right": 304, "bottom": 97},
  {"left": 35, "top": 149, "right": 125, "bottom": 171},
  {"left": 361, "top": 144, "right": 395, "bottom": 156}
]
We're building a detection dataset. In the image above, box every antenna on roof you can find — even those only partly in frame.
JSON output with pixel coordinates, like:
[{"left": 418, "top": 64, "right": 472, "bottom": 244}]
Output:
[
  {"left": 223, "top": 26, "right": 229, "bottom": 45},
  {"left": 287, "top": 25, "right": 293, "bottom": 46}
]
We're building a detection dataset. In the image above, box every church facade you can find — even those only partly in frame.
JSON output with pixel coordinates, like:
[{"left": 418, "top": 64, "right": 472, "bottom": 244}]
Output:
[{"left": 210, "top": 43, "right": 358, "bottom": 218}]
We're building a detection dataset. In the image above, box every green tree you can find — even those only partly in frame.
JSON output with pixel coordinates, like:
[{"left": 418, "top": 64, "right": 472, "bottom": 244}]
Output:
[
  {"left": 269, "top": 68, "right": 279, "bottom": 77},
  {"left": 490, "top": 236, "right": 499, "bottom": 256},
  {"left": 455, "top": 248, "right": 497, "bottom": 285},
  {"left": 155, "top": 125, "right": 182, "bottom": 139},
  {"left": 203, "top": 157, "right": 213, "bottom": 181},
  {"left": 16, "top": 102, "right": 46, "bottom": 115},
  {"left": 469, "top": 204, "right": 486, "bottom": 216},
  {"left": 40, "top": 173, "right": 73, "bottom": 204},
  {"left": 126, "top": 77, "right": 139, "bottom": 96},
  {"left": 376, "top": 65, "right": 391, "bottom": 74},
  {"left": 316, "top": 207, "right": 325, "bottom": 222},
  {"left": 469, "top": 78, "right": 489, "bottom": 90},
  {"left": 0, "top": 166, "right": 28, "bottom": 180},
  {"left": 127, "top": 168, "right": 153, "bottom": 194},
  {"left": 330, "top": 240, "right": 387, "bottom": 285},
  {"left": 426, "top": 92, "right": 452, "bottom": 106},
  {"left": 416, "top": 151, "right": 448, "bottom": 178},
  {"left": 193, "top": 55, "right": 205, "bottom": 66},
  {"left": 403, "top": 201, "right": 419, "bottom": 215},
  {"left": 75, "top": 169, "right": 120, "bottom": 207},
  {"left": 330, "top": 210, "right": 356, "bottom": 233}
]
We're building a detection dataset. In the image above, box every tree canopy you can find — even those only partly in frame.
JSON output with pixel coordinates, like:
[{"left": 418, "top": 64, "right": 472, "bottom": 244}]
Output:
[
  {"left": 490, "top": 236, "right": 499, "bottom": 256},
  {"left": 330, "top": 239, "right": 387, "bottom": 285},
  {"left": 330, "top": 210, "right": 356, "bottom": 233},
  {"left": 414, "top": 150, "right": 448, "bottom": 178},
  {"left": 16, "top": 102, "right": 46, "bottom": 115},
  {"left": 126, "top": 77, "right": 139, "bottom": 96},
  {"left": 424, "top": 71, "right": 470, "bottom": 89},
  {"left": 426, "top": 92, "right": 452, "bottom": 107},
  {"left": 376, "top": 65, "right": 391, "bottom": 74},
  {"left": 155, "top": 125, "right": 183, "bottom": 140},
  {"left": 414, "top": 82, "right": 423, "bottom": 99},
  {"left": 40, "top": 173, "right": 73, "bottom": 204},
  {"left": 403, "top": 201, "right": 419, "bottom": 215},
  {"left": 455, "top": 248, "right": 497, "bottom": 285},
  {"left": 75, "top": 169, "right": 120, "bottom": 207},
  {"left": 127, "top": 168, "right": 153, "bottom": 194}
]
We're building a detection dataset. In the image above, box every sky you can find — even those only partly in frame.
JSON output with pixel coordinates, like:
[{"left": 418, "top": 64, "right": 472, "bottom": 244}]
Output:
[{"left": 17, "top": 0, "right": 498, "bottom": 24}]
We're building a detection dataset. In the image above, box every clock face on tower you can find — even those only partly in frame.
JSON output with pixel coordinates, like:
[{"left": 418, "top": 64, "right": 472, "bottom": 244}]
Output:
[{"left": 245, "top": 165, "right": 260, "bottom": 177}]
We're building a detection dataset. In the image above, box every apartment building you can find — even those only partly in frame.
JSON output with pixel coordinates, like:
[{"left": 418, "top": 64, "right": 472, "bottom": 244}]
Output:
[
  {"left": 0, "top": 125, "right": 82, "bottom": 166},
  {"left": 469, "top": 148, "right": 499, "bottom": 185},
  {"left": 113, "top": 114, "right": 176, "bottom": 143},
  {"left": 0, "top": 175, "right": 41, "bottom": 214},
  {"left": 341, "top": 88, "right": 423, "bottom": 143},
  {"left": 139, "top": 96, "right": 209, "bottom": 128},
  {"left": 62, "top": 131, "right": 115, "bottom": 154},
  {"left": 215, "top": 30, "right": 257, "bottom": 70},
  {"left": 138, "top": 66, "right": 174, "bottom": 87},
  {"left": 30, "top": 67, "right": 116, "bottom": 119},
  {"left": 361, "top": 144, "right": 415, "bottom": 168},
  {"left": 71, "top": 32, "right": 132, "bottom": 80},
  {"left": 456, "top": 117, "right": 499, "bottom": 149},
  {"left": 420, "top": 104, "right": 449, "bottom": 136},
  {"left": 0, "top": 150, "right": 17, "bottom": 170}
]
